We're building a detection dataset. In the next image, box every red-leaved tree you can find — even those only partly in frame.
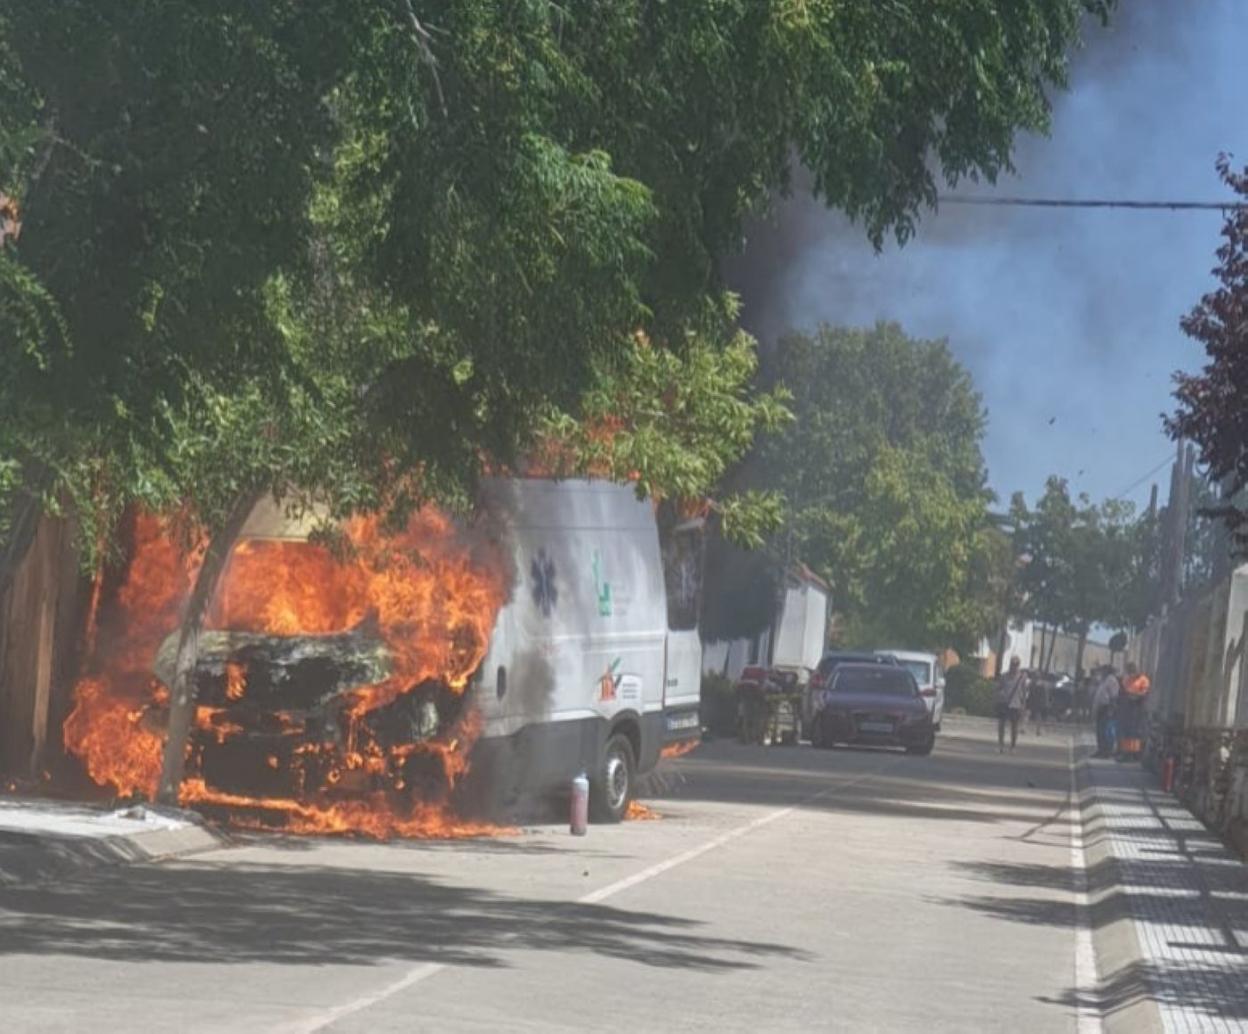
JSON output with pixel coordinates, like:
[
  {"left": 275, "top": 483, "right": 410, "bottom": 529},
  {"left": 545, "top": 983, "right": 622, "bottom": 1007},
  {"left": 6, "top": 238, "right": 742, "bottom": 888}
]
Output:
[{"left": 1167, "top": 156, "right": 1248, "bottom": 548}]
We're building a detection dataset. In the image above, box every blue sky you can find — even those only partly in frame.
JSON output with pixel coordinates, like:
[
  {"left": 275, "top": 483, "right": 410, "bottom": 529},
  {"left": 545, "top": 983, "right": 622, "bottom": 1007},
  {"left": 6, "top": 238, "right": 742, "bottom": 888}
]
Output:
[{"left": 729, "top": 1, "right": 1248, "bottom": 511}]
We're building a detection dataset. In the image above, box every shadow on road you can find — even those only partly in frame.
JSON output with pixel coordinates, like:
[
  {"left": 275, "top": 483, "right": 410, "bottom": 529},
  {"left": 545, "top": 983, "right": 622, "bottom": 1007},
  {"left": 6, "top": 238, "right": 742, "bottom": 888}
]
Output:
[
  {"left": 653, "top": 727, "right": 1074, "bottom": 828},
  {"left": 1037, "top": 958, "right": 1248, "bottom": 1022},
  {"left": 0, "top": 859, "right": 809, "bottom": 973},
  {"left": 941, "top": 748, "right": 1248, "bottom": 1026}
]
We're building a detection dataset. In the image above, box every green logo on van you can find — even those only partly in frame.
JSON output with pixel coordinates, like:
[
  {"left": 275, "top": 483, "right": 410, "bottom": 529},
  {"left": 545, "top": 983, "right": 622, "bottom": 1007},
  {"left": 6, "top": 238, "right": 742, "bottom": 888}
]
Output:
[{"left": 592, "top": 550, "right": 613, "bottom": 617}]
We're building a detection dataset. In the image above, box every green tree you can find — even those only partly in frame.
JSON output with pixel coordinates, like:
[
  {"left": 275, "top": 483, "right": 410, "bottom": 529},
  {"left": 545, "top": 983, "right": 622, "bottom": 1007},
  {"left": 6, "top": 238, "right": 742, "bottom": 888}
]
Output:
[
  {"left": 748, "top": 322, "right": 992, "bottom": 653},
  {"left": 0, "top": 2, "right": 1115, "bottom": 797},
  {"left": 1, "top": 0, "right": 1118, "bottom": 564},
  {"left": 1010, "top": 478, "right": 1138, "bottom": 673}
]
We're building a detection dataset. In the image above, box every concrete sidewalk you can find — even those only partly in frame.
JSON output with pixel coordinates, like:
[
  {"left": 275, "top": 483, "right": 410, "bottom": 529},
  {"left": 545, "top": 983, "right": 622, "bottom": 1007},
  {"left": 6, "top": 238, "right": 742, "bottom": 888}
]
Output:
[
  {"left": 1081, "top": 745, "right": 1248, "bottom": 1033},
  {"left": 0, "top": 796, "right": 224, "bottom": 885}
]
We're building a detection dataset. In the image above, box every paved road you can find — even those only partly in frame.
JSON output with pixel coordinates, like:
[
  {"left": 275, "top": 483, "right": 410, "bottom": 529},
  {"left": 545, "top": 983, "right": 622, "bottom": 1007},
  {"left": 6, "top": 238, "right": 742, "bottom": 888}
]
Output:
[{"left": 1, "top": 718, "right": 1091, "bottom": 1033}]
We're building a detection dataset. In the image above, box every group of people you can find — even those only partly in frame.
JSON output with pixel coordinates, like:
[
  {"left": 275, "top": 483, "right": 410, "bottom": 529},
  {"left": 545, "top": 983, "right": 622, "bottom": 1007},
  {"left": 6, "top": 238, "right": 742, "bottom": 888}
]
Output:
[
  {"left": 1089, "top": 661, "right": 1152, "bottom": 760},
  {"left": 994, "top": 656, "right": 1151, "bottom": 759}
]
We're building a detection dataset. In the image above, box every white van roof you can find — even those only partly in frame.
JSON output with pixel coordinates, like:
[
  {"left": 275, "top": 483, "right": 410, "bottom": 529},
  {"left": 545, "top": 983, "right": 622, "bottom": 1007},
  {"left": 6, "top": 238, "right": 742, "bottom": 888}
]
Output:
[{"left": 482, "top": 477, "right": 656, "bottom": 531}]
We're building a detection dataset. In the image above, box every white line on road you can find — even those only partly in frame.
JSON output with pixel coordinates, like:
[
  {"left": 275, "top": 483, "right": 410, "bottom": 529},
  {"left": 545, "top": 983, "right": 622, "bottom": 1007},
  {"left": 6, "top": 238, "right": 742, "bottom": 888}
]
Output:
[
  {"left": 278, "top": 963, "right": 444, "bottom": 1034},
  {"left": 280, "top": 760, "right": 894, "bottom": 1034},
  {"left": 1070, "top": 734, "right": 1103, "bottom": 1034},
  {"left": 578, "top": 765, "right": 884, "bottom": 905}
]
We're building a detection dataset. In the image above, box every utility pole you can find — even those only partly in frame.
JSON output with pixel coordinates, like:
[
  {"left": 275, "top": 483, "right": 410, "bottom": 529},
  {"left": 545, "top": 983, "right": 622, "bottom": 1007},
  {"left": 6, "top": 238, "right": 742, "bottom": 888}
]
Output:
[
  {"left": 1160, "top": 439, "right": 1183, "bottom": 610},
  {"left": 1212, "top": 473, "right": 1234, "bottom": 583},
  {"left": 1169, "top": 443, "right": 1195, "bottom": 607}
]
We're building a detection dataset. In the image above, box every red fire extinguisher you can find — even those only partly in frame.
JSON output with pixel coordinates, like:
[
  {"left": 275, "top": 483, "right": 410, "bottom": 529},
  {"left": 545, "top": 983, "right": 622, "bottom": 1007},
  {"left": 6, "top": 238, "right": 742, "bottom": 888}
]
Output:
[{"left": 1161, "top": 755, "right": 1176, "bottom": 793}]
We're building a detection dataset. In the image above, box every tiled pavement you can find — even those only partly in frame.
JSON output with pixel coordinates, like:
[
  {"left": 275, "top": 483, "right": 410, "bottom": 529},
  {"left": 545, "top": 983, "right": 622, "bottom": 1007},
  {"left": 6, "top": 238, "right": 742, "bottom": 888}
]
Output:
[{"left": 1085, "top": 751, "right": 1248, "bottom": 1032}]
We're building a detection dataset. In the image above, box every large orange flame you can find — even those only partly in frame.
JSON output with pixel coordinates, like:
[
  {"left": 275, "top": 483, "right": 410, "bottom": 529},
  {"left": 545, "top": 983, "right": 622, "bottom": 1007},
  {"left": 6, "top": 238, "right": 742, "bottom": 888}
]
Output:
[
  {"left": 62, "top": 514, "right": 199, "bottom": 798},
  {"left": 63, "top": 505, "right": 511, "bottom": 839}
]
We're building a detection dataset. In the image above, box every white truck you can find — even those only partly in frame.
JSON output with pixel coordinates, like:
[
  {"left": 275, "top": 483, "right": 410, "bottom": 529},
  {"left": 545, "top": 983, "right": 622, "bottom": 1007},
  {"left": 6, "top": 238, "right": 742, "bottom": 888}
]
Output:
[
  {"left": 469, "top": 478, "right": 704, "bottom": 821},
  {"left": 767, "top": 569, "right": 830, "bottom": 737}
]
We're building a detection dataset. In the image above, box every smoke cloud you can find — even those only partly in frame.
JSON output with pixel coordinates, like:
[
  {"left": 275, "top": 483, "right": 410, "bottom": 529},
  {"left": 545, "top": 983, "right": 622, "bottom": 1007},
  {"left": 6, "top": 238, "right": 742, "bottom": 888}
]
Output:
[{"left": 727, "top": 1, "right": 1248, "bottom": 508}]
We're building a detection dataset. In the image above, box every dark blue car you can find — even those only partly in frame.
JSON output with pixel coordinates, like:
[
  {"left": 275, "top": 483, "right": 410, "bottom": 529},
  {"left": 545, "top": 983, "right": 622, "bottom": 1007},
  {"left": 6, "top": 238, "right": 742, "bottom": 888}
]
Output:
[{"left": 811, "top": 663, "right": 935, "bottom": 755}]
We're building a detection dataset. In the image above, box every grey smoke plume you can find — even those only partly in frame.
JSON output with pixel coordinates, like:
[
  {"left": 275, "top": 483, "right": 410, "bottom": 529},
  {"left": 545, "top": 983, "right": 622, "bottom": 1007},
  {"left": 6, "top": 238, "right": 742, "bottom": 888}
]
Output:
[{"left": 727, "top": 1, "right": 1248, "bottom": 508}]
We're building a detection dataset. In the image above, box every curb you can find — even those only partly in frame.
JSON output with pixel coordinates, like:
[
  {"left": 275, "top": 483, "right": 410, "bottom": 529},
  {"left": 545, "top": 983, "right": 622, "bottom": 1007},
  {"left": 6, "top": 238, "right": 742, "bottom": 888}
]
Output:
[
  {"left": 1073, "top": 741, "right": 1166, "bottom": 1034},
  {"left": 0, "top": 806, "right": 227, "bottom": 886}
]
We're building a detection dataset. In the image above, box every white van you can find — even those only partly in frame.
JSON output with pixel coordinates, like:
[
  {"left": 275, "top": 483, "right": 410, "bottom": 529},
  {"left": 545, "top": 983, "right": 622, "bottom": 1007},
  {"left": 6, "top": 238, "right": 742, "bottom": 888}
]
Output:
[
  {"left": 189, "top": 478, "right": 702, "bottom": 825},
  {"left": 875, "top": 650, "right": 945, "bottom": 729},
  {"left": 469, "top": 478, "right": 703, "bottom": 821}
]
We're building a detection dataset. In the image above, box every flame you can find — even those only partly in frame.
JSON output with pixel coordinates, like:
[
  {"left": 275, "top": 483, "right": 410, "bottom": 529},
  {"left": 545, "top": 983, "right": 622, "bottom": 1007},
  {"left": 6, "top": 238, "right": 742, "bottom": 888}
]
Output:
[
  {"left": 625, "top": 800, "right": 661, "bottom": 820},
  {"left": 63, "top": 504, "right": 511, "bottom": 839},
  {"left": 224, "top": 662, "right": 246, "bottom": 701},
  {"left": 62, "top": 514, "right": 200, "bottom": 798},
  {"left": 660, "top": 739, "right": 699, "bottom": 760}
]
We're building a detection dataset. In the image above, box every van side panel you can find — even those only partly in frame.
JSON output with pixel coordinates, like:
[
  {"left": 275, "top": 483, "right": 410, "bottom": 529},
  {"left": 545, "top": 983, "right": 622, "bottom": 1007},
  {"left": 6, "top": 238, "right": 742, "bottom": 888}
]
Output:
[{"left": 472, "top": 479, "right": 669, "bottom": 802}]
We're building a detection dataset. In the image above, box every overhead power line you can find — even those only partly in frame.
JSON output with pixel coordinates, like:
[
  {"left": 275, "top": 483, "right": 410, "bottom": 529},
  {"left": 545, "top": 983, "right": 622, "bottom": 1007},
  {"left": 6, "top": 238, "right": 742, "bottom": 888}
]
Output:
[
  {"left": 940, "top": 195, "right": 1248, "bottom": 212},
  {"left": 1109, "top": 454, "right": 1176, "bottom": 502}
]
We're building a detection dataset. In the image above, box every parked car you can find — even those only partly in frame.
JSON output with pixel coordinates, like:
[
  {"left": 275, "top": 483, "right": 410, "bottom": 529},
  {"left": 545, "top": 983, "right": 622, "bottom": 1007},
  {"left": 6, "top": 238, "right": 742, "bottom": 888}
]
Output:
[
  {"left": 803, "top": 651, "right": 899, "bottom": 739},
  {"left": 875, "top": 650, "right": 945, "bottom": 730},
  {"left": 811, "top": 663, "right": 935, "bottom": 755}
]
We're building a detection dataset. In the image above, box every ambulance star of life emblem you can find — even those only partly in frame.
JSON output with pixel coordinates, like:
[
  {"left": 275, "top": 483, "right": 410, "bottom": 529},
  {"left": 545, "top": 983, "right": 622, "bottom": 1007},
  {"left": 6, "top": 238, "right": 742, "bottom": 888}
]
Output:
[{"left": 530, "top": 549, "right": 558, "bottom": 617}]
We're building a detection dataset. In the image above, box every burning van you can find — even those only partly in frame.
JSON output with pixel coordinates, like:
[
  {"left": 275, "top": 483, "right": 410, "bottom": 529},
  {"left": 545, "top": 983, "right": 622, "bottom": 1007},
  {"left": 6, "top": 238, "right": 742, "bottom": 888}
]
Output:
[
  {"left": 66, "top": 477, "right": 702, "bottom": 832},
  {"left": 468, "top": 478, "right": 703, "bottom": 822}
]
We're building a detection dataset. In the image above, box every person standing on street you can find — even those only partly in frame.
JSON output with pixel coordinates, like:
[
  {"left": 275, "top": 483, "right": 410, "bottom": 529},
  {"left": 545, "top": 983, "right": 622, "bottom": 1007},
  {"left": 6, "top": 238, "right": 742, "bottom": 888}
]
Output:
[
  {"left": 1117, "top": 661, "right": 1151, "bottom": 761},
  {"left": 1092, "top": 666, "right": 1121, "bottom": 758},
  {"left": 996, "top": 657, "right": 1029, "bottom": 753}
]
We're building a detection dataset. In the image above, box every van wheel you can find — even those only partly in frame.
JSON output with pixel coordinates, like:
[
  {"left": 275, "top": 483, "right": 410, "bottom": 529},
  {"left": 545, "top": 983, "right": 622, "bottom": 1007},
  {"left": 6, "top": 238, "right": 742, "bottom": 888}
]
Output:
[{"left": 590, "top": 734, "right": 635, "bottom": 823}]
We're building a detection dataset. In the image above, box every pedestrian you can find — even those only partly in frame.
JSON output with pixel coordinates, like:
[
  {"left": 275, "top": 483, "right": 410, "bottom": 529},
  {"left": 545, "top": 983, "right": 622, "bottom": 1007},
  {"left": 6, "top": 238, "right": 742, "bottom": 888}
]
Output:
[
  {"left": 1116, "top": 661, "right": 1151, "bottom": 761},
  {"left": 1074, "top": 671, "right": 1091, "bottom": 723},
  {"left": 1028, "top": 675, "right": 1050, "bottom": 736},
  {"left": 1091, "top": 666, "right": 1121, "bottom": 758},
  {"left": 995, "top": 657, "right": 1029, "bottom": 753}
]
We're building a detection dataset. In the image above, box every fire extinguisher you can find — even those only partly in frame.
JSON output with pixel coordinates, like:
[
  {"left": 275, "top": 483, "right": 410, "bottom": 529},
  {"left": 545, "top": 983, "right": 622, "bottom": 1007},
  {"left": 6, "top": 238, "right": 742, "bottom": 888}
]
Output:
[
  {"left": 1161, "top": 755, "right": 1176, "bottom": 794},
  {"left": 570, "top": 772, "right": 589, "bottom": 836}
]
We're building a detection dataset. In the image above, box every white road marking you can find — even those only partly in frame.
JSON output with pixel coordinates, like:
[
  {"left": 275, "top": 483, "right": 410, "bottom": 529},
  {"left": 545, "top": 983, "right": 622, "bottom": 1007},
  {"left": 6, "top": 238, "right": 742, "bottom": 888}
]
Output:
[
  {"left": 281, "top": 760, "right": 893, "bottom": 1033},
  {"left": 1070, "top": 734, "right": 1103, "bottom": 1034},
  {"left": 278, "top": 963, "right": 444, "bottom": 1034},
  {"left": 578, "top": 766, "right": 884, "bottom": 905}
]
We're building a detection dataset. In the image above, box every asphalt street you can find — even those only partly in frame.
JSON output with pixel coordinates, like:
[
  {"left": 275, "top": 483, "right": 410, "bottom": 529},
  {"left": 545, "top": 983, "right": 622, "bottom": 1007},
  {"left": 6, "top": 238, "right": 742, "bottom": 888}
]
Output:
[{"left": 1, "top": 717, "right": 1091, "bottom": 1033}]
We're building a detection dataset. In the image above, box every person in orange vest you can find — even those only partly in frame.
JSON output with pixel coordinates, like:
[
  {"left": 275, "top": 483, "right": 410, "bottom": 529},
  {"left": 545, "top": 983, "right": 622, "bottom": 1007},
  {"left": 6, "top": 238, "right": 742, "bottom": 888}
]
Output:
[{"left": 1117, "top": 661, "right": 1151, "bottom": 761}]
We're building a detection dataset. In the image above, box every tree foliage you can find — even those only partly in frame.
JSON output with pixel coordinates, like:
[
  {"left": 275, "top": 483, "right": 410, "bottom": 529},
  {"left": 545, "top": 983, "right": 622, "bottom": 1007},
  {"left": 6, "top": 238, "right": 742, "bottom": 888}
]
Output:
[
  {"left": 1168, "top": 156, "right": 1248, "bottom": 549},
  {"left": 1, "top": 0, "right": 1115, "bottom": 562},
  {"left": 1009, "top": 478, "right": 1144, "bottom": 653},
  {"left": 747, "top": 322, "right": 992, "bottom": 653}
]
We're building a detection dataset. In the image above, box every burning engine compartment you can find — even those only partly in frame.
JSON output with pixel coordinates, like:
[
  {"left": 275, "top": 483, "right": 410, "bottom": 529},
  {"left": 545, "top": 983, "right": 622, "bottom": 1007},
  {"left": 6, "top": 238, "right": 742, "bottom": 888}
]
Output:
[{"left": 62, "top": 505, "right": 512, "bottom": 838}]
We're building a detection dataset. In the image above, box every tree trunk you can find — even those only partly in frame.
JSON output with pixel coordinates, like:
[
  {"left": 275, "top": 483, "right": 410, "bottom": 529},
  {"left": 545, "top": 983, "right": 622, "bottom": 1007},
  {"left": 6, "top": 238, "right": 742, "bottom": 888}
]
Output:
[
  {"left": 1074, "top": 627, "right": 1089, "bottom": 682},
  {"left": 1044, "top": 627, "right": 1059, "bottom": 672},
  {"left": 156, "top": 489, "right": 262, "bottom": 805},
  {"left": 1037, "top": 623, "right": 1048, "bottom": 671},
  {"left": 0, "top": 491, "right": 44, "bottom": 596},
  {"left": 995, "top": 620, "right": 1009, "bottom": 676}
]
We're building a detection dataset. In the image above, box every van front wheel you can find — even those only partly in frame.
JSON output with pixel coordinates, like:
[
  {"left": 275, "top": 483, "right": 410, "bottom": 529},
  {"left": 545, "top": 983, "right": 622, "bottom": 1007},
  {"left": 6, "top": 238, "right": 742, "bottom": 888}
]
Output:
[{"left": 590, "top": 734, "right": 635, "bottom": 823}]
